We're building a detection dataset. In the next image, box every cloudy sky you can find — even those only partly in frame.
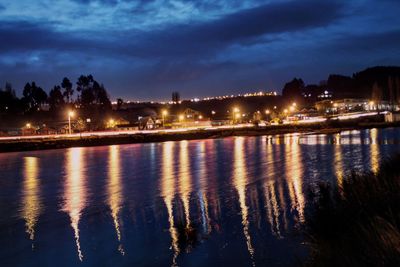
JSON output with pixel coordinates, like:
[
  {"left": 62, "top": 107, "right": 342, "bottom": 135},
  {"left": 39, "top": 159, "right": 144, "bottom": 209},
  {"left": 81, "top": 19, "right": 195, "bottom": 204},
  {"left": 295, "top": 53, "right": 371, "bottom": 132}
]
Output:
[{"left": 0, "top": 0, "right": 399, "bottom": 101}]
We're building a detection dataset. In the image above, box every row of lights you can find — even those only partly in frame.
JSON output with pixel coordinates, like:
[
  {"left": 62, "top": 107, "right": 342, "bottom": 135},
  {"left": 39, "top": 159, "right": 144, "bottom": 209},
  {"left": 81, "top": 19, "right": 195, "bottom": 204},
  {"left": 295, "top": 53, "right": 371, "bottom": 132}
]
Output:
[
  {"left": 123, "top": 91, "right": 278, "bottom": 105},
  {"left": 161, "top": 109, "right": 204, "bottom": 124},
  {"left": 194, "top": 91, "right": 278, "bottom": 102},
  {"left": 28, "top": 104, "right": 301, "bottom": 132}
]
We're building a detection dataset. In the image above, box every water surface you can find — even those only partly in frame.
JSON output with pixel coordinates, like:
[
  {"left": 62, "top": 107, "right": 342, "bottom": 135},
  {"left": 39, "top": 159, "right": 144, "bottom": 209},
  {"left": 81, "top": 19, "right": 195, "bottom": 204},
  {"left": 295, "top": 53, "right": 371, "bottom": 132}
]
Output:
[{"left": 1, "top": 128, "right": 400, "bottom": 266}]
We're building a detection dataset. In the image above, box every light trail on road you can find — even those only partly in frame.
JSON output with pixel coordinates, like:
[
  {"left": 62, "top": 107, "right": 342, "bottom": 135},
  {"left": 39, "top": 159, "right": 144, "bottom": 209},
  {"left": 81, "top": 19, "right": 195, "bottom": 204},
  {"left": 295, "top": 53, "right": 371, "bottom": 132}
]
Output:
[{"left": 0, "top": 112, "right": 380, "bottom": 142}]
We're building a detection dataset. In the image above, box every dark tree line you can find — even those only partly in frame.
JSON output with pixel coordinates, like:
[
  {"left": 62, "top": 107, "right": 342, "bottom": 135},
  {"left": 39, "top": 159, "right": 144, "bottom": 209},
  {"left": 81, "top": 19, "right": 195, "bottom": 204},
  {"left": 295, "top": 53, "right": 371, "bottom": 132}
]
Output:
[
  {"left": 0, "top": 75, "right": 112, "bottom": 116},
  {"left": 0, "top": 82, "right": 21, "bottom": 114},
  {"left": 281, "top": 66, "right": 400, "bottom": 106}
]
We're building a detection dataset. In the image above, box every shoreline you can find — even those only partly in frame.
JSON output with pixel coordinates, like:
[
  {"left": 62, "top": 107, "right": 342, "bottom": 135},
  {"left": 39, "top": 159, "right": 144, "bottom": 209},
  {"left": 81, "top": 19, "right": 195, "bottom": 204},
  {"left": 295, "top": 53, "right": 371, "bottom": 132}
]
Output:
[{"left": 1, "top": 121, "right": 399, "bottom": 153}]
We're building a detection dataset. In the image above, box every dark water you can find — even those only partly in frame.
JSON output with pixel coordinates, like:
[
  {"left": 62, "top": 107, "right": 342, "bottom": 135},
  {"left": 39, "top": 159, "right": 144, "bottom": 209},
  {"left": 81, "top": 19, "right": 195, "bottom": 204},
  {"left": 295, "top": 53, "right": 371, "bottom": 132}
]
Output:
[{"left": 1, "top": 128, "right": 400, "bottom": 267}]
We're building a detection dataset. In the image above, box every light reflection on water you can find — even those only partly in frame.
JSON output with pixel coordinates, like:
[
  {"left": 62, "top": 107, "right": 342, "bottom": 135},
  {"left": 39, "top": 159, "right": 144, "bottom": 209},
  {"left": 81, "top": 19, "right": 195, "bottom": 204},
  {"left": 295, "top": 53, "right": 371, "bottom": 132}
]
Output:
[
  {"left": 1, "top": 128, "right": 400, "bottom": 266},
  {"left": 21, "top": 157, "right": 41, "bottom": 244},
  {"left": 161, "top": 142, "right": 179, "bottom": 266},
  {"left": 232, "top": 137, "right": 255, "bottom": 263},
  {"left": 61, "top": 147, "right": 87, "bottom": 261},
  {"left": 107, "top": 145, "right": 125, "bottom": 255},
  {"left": 370, "top": 128, "right": 380, "bottom": 174},
  {"left": 178, "top": 141, "right": 192, "bottom": 230}
]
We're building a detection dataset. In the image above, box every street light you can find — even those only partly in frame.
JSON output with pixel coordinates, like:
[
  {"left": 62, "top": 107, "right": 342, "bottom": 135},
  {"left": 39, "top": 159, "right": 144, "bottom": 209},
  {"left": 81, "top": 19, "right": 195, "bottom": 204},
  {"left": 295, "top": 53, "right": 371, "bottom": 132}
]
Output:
[
  {"left": 265, "top": 109, "right": 270, "bottom": 115},
  {"left": 283, "top": 109, "right": 289, "bottom": 121},
  {"left": 162, "top": 110, "right": 168, "bottom": 128},
  {"left": 179, "top": 114, "right": 185, "bottom": 127},
  {"left": 198, "top": 115, "right": 203, "bottom": 120},
  {"left": 68, "top": 111, "right": 74, "bottom": 134},
  {"left": 26, "top": 123, "right": 31, "bottom": 128},
  {"left": 109, "top": 119, "right": 115, "bottom": 128},
  {"left": 369, "top": 101, "right": 375, "bottom": 111},
  {"left": 232, "top": 107, "right": 240, "bottom": 123},
  {"left": 86, "top": 118, "right": 91, "bottom": 132},
  {"left": 332, "top": 103, "right": 338, "bottom": 115}
]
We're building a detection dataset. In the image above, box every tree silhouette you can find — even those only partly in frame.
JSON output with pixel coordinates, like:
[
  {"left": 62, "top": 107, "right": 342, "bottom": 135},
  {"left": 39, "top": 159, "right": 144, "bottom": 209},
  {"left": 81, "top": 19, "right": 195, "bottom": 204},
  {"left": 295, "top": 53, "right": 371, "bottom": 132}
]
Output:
[
  {"left": 282, "top": 78, "right": 304, "bottom": 102},
  {"left": 61, "top": 77, "right": 73, "bottom": 104},
  {"left": 22, "top": 82, "right": 48, "bottom": 113},
  {"left": 172, "top": 91, "right": 180, "bottom": 103},
  {"left": 117, "top": 98, "right": 123, "bottom": 110},
  {"left": 371, "top": 82, "right": 383, "bottom": 104},
  {"left": 48, "top": 85, "right": 65, "bottom": 112},
  {"left": 0, "top": 82, "right": 20, "bottom": 114},
  {"left": 76, "top": 75, "right": 111, "bottom": 112}
]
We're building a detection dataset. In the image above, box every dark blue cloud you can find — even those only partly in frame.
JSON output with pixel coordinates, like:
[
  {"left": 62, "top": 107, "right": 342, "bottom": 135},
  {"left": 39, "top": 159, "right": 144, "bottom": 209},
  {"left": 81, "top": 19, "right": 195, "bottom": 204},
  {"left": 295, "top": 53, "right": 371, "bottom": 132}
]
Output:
[
  {"left": 0, "top": 1, "right": 344, "bottom": 58},
  {"left": 128, "top": 0, "right": 344, "bottom": 59},
  {"left": 0, "top": 0, "right": 399, "bottom": 100},
  {"left": 70, "top": 0, "right": 119, "bottom": 6}
]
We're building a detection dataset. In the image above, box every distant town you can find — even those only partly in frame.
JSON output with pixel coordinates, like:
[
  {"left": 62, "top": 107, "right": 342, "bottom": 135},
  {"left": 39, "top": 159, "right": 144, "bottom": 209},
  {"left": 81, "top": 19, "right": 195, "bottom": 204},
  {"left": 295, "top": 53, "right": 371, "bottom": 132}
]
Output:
[{"left": 1, "top": 66, "right": 400, "bottom": 138}]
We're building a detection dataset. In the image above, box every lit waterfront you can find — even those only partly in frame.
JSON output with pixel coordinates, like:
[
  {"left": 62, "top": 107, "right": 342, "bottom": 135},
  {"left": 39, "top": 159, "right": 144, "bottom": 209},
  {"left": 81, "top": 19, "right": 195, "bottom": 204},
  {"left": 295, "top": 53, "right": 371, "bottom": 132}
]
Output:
[
  {"left": 1, "top": 128, "right": 400, "bottom": 266},
  {"left": 0, "top": 111, "right": 381, "bottom": 142}
]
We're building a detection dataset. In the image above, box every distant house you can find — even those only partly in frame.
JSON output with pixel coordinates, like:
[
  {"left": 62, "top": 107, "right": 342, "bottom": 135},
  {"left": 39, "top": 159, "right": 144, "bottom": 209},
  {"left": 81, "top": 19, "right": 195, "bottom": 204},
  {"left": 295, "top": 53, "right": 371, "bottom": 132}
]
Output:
[
  {"left": 138, "top": 117, "right": 155, "bottom": 130},
  {"left": 57, "top": 124, "right": 70, "bottom": 134},
  {"left": 115, "top": 118, "right": 130, "bottom": 127},
  {"left": 0, "top": 128, "right": 20, "bottom": 136},
  {"left": 316, "top": 98, "right": 368, "bottom": 114},
  {"left": 211, "top": 120, "right": 230, "bottom": 126},
  {"left": 385, "top": 112, "right": 400, "bottom": 123},
  {"left": 37, "top": 125, "right": 57, "bottom": 135},
  {"left": 116, "top": 123, "right": 138, "bottom": 131},
  {"left": 21, "top": 126, "right": 36, "bottom": 136},
  {"left": 182, "top": 108, "right": 202, "bottom": 120}
]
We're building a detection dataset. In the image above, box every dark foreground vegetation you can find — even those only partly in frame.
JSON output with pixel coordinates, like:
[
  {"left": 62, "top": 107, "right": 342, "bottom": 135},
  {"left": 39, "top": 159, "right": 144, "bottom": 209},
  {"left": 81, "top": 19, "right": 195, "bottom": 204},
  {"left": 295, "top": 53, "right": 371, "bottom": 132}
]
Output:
[{"left": 305, "top": 156, "right": 400, "bottom": 266}]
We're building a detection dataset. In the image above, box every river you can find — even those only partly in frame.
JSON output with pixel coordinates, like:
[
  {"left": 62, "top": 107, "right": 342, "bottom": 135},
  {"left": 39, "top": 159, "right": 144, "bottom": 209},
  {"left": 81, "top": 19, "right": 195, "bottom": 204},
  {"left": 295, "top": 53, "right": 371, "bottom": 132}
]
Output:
[{"left": 1, "top": 128, "right": 400, "bottom": 266}]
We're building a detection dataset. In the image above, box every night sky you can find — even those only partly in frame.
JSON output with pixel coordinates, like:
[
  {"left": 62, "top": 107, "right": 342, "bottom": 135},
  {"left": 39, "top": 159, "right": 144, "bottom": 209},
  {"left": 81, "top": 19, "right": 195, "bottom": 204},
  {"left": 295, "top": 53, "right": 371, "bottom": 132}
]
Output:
[{"left": 1, "top": 0, "right": 400, "bottom": 101}]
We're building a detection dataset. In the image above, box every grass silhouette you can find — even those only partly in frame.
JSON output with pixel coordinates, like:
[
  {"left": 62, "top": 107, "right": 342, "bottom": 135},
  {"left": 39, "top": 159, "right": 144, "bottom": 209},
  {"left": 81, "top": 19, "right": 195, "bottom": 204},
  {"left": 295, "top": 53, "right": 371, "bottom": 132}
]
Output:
[{"left": 305, "top": 155, "right": 400, "bottom": 266}]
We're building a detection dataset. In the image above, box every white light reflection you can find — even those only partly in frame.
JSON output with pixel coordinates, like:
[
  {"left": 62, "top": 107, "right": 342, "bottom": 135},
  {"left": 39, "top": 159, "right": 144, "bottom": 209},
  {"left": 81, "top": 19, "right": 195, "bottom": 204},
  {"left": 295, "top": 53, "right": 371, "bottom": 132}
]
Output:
[
  {"left": 285, "top": 135, "right": 305, "bottom": 223},
  {"left": 21, "top": 157, "right": 42, "bottom": 246},
  {"left": 161, "top": 142, "right": 179, "bottom": 266},
  {"left": 197, "top": 142, "right": 211, "bottom": 234},
  {"left": 370, "top": 129, "right": 380, "bottom": 174},
  {"left": 233, "top": 137, "right": 255, "bottom": 263},
  {"left": 178, "top": 140, "right": 192, "bottom": 229},
  {"left": 62, "top": 147, "right": 87, "bottom": 261},
  {"left": 108, "top": 145, "right": 125, "bottom": 255}
]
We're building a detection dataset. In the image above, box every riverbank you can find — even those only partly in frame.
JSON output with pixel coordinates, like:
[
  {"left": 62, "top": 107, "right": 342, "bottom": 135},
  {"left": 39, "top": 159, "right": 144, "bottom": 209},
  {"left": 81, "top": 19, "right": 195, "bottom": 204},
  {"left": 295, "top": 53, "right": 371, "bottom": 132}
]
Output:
[{"left": 1, "top": 120, "right": 400, "bottom": 153}]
